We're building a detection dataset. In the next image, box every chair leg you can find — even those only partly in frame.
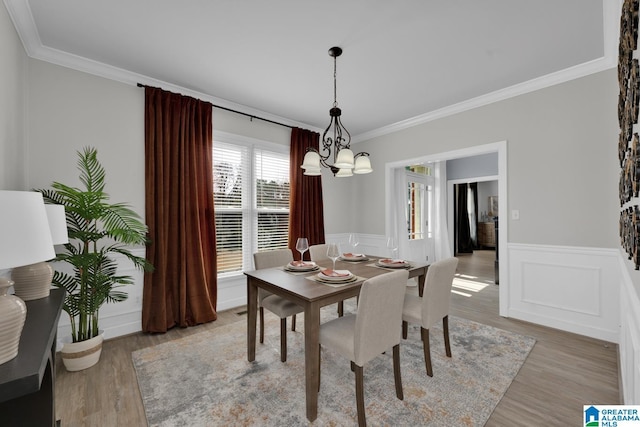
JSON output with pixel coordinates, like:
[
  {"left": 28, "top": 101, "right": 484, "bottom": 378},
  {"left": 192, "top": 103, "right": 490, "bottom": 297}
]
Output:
[
  {"left": 443, "top": 315, "right": 452, "bottom": 358},
  {"left": 280, "top": 318, "right": 287, "bottom": 362},
  {"left": 292, "top": 314, "right": 296, "bottom": 332},
  {"left": 318, "top": 345, "right": 322, "bottom": 391},
  {"left": 338, "top": 301, "right": 344, "bottom": 317},
  {"left": 402, "top": 321, "right": 408, "bottom": 339},
  {"left": 421, "top": 327, "right": 433, "bottom": 377},
  {"left": 259, "top": 307, "right": 265, "bottom": 344},
  {"left": 392, "top": 344, "right": 404, "bottom": 400},
  {"left": 354, "top": 364, "right": 366, "bottom": 427},
  {"left": 351, "top": 361, "right": 356, "bottom": 372}
]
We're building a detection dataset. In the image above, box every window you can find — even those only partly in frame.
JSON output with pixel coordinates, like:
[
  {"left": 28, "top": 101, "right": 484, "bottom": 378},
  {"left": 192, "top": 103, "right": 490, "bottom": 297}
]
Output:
[
  {"left": 213, "top": 134, "right": 290, "bottom": 276},
  {"left": 405, "top": 165, "right": 433, "bottom": 241}
]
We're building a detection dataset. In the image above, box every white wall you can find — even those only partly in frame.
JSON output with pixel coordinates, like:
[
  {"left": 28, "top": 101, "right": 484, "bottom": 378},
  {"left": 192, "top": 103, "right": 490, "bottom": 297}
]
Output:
[
  {"left": 0, "top": 3, "right": 27, "bottom": 190},
  {"left": 477, "top": 181, "right": 499, "bottom": 220}
]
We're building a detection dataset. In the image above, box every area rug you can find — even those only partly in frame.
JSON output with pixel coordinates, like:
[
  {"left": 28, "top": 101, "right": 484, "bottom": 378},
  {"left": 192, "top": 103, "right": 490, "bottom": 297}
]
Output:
[{"left": 132, "top": 303, "right": 535, "bottom": 426}]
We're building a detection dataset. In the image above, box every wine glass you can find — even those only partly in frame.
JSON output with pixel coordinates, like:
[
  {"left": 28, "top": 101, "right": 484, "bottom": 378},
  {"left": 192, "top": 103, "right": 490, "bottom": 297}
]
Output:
[
  {"left": 348, "top": 233, "right": 359, "bottom": 252},
  {"left": 386, "top": 236, "right": 398, "bottom": 259},
  {"left": 326, "top": 243, "right": 340, "bottom": 270},
  {"left": 296, "top": 237, "right": 309, "bottom": 261}
]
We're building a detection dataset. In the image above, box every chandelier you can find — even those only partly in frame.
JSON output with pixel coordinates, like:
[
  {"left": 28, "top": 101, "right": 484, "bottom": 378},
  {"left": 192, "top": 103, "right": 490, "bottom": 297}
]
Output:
[{"left": 301, "top": 47, "right": 372, "bottom": 177}]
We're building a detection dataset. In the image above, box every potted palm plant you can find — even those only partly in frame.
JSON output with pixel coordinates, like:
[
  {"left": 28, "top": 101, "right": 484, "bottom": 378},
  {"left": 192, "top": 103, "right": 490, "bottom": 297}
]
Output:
[{"left": 38, "top": 147, "right": 152, "bottom": 371}]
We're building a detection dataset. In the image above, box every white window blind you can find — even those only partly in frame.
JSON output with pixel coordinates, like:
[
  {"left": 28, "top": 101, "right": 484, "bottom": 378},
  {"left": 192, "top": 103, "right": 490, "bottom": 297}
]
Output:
[
  {"left": 213, "top": 139, "right": 290, "bottom": 276},
  {"left": 254, "top": 148, "right": 290, "bottom": 251}
]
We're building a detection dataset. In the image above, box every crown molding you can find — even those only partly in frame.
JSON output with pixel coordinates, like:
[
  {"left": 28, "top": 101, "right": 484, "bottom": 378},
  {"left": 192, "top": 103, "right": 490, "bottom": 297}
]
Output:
[
  {"left": 353, "top": 0, "right": 621, "bottom": 143},
  {"left": 6, "top": 0, "right": 619, "bottom": 142},
  {"left": 3, "top": 0, "right": 319, "bottom": 133},
  {"left": 3, "top": 0, "right": 40, "bottom": 56},
  {"left": 352, "top": 56, "right": 615, "bottom": 143}
]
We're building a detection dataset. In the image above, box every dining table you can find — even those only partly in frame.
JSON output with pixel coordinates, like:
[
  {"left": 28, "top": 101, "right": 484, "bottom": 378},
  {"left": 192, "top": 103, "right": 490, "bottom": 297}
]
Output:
[{"left": 244, "top": 255, "right": 429, "bottom": 422}]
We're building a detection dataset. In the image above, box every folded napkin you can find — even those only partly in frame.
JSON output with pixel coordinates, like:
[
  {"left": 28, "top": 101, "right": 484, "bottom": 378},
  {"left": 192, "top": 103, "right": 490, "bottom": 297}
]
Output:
[
  {"left": 343, "top": 253, "right": 365, "bottom": 258},
  {"left": 379, "top": 259, "right": 407, "bottom": 265},
  {"left": 321, "top": 269, "right": 351, "bottom": 277},
  {"left": 291, "top": 260, "right": 314, "bottom": 267}
]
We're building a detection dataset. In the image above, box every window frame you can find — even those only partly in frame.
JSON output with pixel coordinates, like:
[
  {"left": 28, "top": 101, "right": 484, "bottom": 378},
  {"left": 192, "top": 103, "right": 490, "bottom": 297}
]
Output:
[{"left": 213, "top": 131, "right": 290, "bottom": 279}]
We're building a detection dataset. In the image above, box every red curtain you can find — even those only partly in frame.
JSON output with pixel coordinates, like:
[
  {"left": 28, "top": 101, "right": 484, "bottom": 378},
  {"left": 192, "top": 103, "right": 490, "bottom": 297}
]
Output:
[
  {"left": 288, "top": 128, "right": 325, "bottom": 260},
  {"left": 142, "top": 86, "right": 218, "bottom": 333}
]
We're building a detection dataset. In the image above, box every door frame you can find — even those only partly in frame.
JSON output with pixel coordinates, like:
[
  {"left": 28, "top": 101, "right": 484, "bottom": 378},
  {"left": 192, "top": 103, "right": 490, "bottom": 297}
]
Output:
[
  {"left": 448, "top": 176, "right": 499, "bottom": 256},
  {"left": 384, "top": 140, "right": 509, "bottom": 316}
]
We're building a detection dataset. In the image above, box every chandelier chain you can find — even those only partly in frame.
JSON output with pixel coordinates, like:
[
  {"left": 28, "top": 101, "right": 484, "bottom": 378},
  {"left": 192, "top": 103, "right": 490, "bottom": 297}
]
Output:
[{"left": 333, "top": 54, "right": 338, "bottom": 108}]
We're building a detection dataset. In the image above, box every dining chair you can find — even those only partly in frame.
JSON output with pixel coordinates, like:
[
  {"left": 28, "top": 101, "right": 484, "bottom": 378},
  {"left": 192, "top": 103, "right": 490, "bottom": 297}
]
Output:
[
  {"left": 401, "top": 257, "right": 459, "bottom": 377},
  {"left": 309, "top": 243, "right": 329, "bottom": 262},
  {"left": 309, "top": 243, "right": 345, "bottom": 317},
  {"left": 318, "top": 270, "right": 408, "bottom": 427},
  {"left": 253, "top": 249, "right": 304, "bottom": 362}
]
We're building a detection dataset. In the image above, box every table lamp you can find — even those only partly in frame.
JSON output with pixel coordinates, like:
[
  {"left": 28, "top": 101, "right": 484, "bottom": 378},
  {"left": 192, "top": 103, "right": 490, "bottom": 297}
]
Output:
[
  {"left": 0, "top": 191, "right": 55, "bottom": 365},
  {"left": 12, "top": 204, "right": 68, "bottom": 300}
]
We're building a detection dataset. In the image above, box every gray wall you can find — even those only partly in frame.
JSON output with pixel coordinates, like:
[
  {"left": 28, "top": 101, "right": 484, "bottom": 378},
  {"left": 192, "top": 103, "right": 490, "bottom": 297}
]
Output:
[
  {"left": 322, "top": 69, "right": 618, "bottom": 249},
  {"left": 0, "top": 4, "right": 27, "bottom": 190},
  {"left": 25, "top": 60, "right": 291, "bottom": 220},
  {"left": 447, "top": 153, "right": 498, "bottom": 180}
]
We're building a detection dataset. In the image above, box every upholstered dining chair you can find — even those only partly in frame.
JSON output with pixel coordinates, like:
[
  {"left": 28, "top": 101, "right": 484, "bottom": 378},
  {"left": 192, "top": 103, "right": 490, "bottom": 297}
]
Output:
[
  {"left": 309, "top": 243, "right": 329, "bottom": 262},
  {"left": 401, "top": 257, "right": 459, "bottom": 377},
  {"left": 309, "top": 243, "right": 345, "bottom": 317},
  {"left": 253, "top": 249, "right": 304, "bottom": 362},
  {"left": 318, "top": 270, "right": 408, "bottom": 427}
]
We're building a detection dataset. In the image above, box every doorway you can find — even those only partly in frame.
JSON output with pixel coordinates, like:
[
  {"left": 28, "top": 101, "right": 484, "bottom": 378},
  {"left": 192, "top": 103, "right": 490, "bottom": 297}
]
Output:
[
  {"left": 450, "top": 178, "right": 499, "bottom": 284},
  {"left": 385, "top": 141, "right": 508, "bottom": 316}
]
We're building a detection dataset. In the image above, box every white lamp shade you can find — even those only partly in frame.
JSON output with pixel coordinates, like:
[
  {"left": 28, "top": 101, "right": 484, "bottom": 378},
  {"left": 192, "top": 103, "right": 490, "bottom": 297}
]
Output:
[
  {"left": 353, "top": 156, "right": 373, "bottom": 174},
  {"left": 303, "top": 168, "right": 322, "bottom": 176},
  {"left": 301, "top": 151, "right": 321, "bottom": 170},
  {"left": 335, "top": 168, "right": 353, "bottom": 177},
  {"left": 334, "top": 148, "right": 354, "bottom": 169},
  {"left": 45, "top": 204, "right": 69, "bottom": 245},
  {"left": 0, "top": 191, "right": 55, "bottom": 269}
]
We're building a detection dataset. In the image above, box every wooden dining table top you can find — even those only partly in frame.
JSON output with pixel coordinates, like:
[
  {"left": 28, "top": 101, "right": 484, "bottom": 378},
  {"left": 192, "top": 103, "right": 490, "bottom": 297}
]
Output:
[{"left": 245, "top": 256, "right": 429, "bottom": 304}]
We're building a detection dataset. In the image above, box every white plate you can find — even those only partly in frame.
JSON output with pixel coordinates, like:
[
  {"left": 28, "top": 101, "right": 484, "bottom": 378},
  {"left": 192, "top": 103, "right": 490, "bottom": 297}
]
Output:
[
  {"left": 286, "top": 261, "right": 317, "bottom": 271},
  {"left": 316, "top": 275, "right": 358, "bottom": 285},
  {"left": 340, "top": 253, "right": 368, "bottom": 261},
  {"left": 376, "top": 259, "right": 410, "bottom": 269},
  {"left": 317, "top": 269, "right": 353, "bottom": 281}
]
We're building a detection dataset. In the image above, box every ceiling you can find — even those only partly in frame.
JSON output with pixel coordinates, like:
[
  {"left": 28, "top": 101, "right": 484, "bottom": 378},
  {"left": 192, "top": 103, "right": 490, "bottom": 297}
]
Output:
[{"left": 6, "top": 0, "right": 617, "bottom": 140}]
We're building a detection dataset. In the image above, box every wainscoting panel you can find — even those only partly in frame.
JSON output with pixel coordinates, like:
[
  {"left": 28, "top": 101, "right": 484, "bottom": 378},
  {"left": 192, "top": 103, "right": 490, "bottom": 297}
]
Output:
[
  {"left": 217, "top": 276, "right": 247, "bottom": 312},
  {"left": 508, "top": 244, "right": 621, "bottom": 343},
  {"left": 520, "top": 261, "right": 601, "bottom": 315},
  {"left": 619, "top": 255, "right": 640, "bottom": 403}
]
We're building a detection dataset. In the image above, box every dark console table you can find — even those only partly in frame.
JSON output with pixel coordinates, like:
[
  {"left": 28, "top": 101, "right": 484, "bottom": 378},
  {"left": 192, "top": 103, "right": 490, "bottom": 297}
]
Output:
[{"left": 0, "top": 289, "right": 65, "bottom": 426}]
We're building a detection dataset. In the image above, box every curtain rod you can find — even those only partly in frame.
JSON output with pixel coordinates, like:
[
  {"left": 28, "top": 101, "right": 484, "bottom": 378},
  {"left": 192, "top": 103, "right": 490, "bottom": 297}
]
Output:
[{"left": 137, "top": 83, "right": 294, "bottom": 129}]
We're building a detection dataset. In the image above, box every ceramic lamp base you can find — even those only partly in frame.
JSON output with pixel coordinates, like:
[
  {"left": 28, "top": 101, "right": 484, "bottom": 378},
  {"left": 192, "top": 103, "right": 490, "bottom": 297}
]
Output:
[
  {"left": 0, "top": 277, "right": 27, "bottom": 365},
  {"left": 11, "top": 261, "right": 53, "bottom": 301}
]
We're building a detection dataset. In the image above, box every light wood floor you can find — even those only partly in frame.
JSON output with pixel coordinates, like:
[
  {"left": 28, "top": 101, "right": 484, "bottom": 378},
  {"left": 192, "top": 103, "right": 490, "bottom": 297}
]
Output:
[{"left": 55, "top": 249, "right": 620, "bottom": 426}]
